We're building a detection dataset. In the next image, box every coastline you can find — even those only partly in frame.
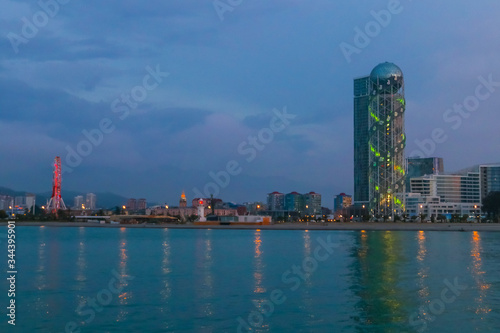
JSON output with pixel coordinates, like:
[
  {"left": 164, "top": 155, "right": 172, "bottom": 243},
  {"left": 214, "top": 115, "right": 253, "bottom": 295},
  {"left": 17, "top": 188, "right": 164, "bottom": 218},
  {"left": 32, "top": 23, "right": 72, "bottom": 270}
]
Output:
[{"left": 2, "top": 221, "right": 500, "bottom": 232}]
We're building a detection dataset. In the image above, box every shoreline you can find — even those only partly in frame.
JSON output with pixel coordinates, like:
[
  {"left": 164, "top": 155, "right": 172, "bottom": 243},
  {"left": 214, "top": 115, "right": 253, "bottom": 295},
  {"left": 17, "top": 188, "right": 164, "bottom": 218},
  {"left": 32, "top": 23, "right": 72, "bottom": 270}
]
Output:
[{"left": 2, "top": 221, "right": 500, "bottom": 232}]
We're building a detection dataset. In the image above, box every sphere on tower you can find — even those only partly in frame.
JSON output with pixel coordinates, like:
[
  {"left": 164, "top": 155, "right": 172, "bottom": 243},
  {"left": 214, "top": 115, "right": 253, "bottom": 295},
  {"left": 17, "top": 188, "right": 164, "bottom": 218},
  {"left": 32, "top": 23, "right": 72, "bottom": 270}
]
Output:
[{"left": 370, "top": 62, "right": 403, "bottom": 91}]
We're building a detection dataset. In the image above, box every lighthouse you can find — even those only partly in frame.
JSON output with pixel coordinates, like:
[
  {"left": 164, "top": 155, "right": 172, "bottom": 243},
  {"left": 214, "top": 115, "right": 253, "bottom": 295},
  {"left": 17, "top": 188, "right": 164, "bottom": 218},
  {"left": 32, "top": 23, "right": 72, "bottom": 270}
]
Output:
[{"left": 197, "top": 199, "right": 206, "bottom": 222}]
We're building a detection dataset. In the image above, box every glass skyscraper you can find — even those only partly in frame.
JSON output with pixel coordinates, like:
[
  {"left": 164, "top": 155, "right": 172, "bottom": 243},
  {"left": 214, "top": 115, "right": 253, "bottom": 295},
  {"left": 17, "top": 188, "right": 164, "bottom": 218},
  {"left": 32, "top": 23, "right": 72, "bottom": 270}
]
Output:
[
  {"left": 480, "top": 165, "right": 500, "bottom": 202},
  {"left": 406, "top": 157, "right": 444, "bottom": 191},
  {"left": 354, "top": 76, "right": 370, "bottom": 204},
  {"left": 354, "top": 62, "right": 406, "bottom": 217}
]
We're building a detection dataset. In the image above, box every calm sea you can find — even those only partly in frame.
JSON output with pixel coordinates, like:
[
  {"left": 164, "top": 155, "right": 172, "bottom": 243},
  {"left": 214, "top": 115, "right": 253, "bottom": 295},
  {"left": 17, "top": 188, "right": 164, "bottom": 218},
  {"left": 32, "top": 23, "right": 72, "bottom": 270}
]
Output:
[{"left": 1, "top": 226, "right": 500, "bottom": 332}]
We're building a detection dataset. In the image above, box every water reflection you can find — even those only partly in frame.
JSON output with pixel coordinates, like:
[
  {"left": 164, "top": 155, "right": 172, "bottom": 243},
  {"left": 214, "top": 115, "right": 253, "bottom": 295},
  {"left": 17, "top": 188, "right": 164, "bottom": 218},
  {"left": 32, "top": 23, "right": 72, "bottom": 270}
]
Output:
[
  {"left": 34, "top": 226, "right": 48, "bottom": 316},
  {"left": 160, "top": 229, "right": 173, "bottom": 330},
  {"left": 161, "top": 229, "right": 172, "bottom": 298},
  {"left": 301, "top": 230, "right": 314, "bottom": 327},
  {"left": 195, "top": 229, "right": 214, "bottom": 321},
  {"left": 116, "top": 227, "right": 130, "bottom": 322},
  {"left": 416, "top": 231, "right": 429, "bottom": 299},
  {"left": 470, "top": 231, "right": 491, "bottom": 317},
  {"left": 75, "top": 227, "right": 87, "bottom": 285},
  {"left": 350, "top": 230, "right": 408, "bottom": 332},
  {"left": 254, "top": 230, "right": 265, "bottom": 294},
  {"left": 251, "top": 230, "right": 270, "bottom": 331}
]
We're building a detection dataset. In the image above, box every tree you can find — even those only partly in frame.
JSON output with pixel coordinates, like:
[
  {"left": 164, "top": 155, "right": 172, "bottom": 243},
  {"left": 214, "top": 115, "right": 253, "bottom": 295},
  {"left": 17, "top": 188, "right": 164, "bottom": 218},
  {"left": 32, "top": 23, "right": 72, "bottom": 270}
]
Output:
[
  {"left": 0, "top": 210, "right": 7, "bottom": 219},
  {"left": 437, "top": 214, "right": 447, "bottom": 223},
  {"left": 483, "top": 191, "right": 500, "bottom": 220}
]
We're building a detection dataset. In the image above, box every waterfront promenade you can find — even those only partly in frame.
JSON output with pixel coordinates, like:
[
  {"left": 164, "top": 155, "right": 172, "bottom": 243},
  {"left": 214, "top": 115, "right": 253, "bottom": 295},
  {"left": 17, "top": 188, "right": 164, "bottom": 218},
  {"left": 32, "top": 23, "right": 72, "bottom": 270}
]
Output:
[{"left": 2, "top": 221, "right": 500, "bottom": 232}]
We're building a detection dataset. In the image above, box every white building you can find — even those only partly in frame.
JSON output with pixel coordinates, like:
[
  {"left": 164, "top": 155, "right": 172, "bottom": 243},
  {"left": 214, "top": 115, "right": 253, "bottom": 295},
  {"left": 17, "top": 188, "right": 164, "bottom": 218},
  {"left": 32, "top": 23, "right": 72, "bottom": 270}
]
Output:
[
  {"left": 74, "top": 195, "right": 84, "bottom": 209},
  {"left": 407, "top": 172, "right": 481, "bottom": 218},
  {"left": 26, "top": 193, "right": 36, "bottom": 212},
  {"left": 86, "top": 193, "right": 96, "bottom": 210}
]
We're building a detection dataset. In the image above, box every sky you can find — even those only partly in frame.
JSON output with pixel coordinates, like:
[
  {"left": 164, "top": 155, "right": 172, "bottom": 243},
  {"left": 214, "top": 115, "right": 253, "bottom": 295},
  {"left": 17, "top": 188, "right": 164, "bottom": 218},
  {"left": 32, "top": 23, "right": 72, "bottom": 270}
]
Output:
[{"left": 1, "top": 0, "right": 500, "bottom": 207}]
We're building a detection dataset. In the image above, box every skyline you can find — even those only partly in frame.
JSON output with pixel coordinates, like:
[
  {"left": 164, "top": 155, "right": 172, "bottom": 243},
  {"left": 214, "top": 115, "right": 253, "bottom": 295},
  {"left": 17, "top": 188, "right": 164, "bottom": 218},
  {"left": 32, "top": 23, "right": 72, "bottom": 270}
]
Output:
[{"left": 2, "top": 1, "right": 500, "bottom": 206}]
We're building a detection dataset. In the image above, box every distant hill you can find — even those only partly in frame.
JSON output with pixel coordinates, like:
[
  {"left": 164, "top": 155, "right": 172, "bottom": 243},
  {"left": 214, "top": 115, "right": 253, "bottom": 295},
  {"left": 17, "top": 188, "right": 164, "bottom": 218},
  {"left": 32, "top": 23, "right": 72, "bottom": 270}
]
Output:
[{"left": 0, "top": 187, "right": 128, "bottom": 209}]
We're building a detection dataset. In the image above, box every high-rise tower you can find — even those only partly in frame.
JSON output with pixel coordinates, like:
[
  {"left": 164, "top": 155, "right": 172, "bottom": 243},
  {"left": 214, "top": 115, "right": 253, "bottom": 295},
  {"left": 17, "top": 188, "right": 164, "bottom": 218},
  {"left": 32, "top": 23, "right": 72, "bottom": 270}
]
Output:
[
  {"left": 354, "top": 62, "right": 406, "bottom": 218},
  {"left": 46, "top": 156, "right": 67, "bottom": 216}
]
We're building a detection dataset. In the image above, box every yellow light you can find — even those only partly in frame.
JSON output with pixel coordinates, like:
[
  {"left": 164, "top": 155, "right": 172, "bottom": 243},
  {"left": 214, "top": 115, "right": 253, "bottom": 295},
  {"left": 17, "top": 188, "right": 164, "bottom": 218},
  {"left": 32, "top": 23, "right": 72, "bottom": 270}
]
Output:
[
  {"left": 122, "top": 205, "right": 126, "bottom": 209},
  {"left": 165, "top": 205, "right": 169, "bottom": 209}
]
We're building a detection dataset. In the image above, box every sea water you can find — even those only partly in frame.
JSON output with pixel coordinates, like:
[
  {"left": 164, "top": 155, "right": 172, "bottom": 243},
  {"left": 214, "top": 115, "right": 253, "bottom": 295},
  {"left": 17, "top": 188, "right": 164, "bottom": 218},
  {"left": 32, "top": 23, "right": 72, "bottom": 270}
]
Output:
[{"left": 1, "top": 226, "right": 499, "bottom": 332}]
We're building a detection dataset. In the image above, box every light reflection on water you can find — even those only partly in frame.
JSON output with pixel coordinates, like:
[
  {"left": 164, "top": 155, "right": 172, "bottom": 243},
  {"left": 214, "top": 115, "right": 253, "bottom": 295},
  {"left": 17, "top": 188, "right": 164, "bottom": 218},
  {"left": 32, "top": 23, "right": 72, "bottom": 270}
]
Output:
[
  {"left": 253, "top": 229, "right": 265, "bottom": 294},
  {"left": 195, "top": 229, "right": 215, "bottom": 324},
  {"left": 75, "top": 227, "right": 87, "bottom": 284},
  {"left": 34, "top": 226, "right": 48, "bottom": 316},
  {"left": 13, "top": 227, "right": 500, "bottom": 333},
  {"left": 470, "top": 231, "right": 492, "bottom": 317},
  {"left": 116, "top": 227, "right": 130, "bottom": 323},
  {"left": 416, "top": 230, "right": 429, "bottom": 299}
]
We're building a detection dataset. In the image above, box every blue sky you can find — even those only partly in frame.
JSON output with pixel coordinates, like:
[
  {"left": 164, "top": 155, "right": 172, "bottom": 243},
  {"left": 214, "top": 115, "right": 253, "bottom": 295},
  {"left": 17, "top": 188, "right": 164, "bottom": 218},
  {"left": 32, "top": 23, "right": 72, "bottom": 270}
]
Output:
[{"left": 1, "top": 0, "right": 500, "bottom": 207}]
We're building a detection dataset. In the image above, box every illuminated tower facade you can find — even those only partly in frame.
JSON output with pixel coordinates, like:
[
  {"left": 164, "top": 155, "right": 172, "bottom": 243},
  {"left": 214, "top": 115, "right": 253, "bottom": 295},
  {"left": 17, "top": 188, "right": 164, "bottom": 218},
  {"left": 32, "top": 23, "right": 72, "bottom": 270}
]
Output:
[
  {"left": 179, "top": 191, "right": 187, "bottom": 208},
  {"left": 46, "top": 156, "right": 67, "bottom": 216},
  {"left": 354, "top": 62, "right": 406, "bottom": 218}
]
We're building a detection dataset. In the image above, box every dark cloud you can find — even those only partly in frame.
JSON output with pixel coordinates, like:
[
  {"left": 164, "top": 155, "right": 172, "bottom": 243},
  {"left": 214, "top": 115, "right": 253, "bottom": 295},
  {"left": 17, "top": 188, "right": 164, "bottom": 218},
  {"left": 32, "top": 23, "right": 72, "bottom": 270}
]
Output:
[{"left": 1, "top": 0, "right": 500, "bottom": 206}]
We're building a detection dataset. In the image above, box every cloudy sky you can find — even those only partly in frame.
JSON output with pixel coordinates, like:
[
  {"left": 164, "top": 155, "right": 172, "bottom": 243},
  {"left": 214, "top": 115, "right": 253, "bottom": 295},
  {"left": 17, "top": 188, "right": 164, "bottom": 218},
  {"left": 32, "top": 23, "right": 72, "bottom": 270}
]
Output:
[{"left": 1, "top": 0, "right": 499, "bottom": 207}]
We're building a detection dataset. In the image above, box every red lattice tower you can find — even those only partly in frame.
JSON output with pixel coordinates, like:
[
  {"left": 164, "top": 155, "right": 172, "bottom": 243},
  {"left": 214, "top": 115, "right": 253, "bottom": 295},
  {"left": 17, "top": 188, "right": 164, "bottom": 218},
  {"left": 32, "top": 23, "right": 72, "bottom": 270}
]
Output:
[{"left": 46, "top": 156, "right": 66, "bottom": 215}]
